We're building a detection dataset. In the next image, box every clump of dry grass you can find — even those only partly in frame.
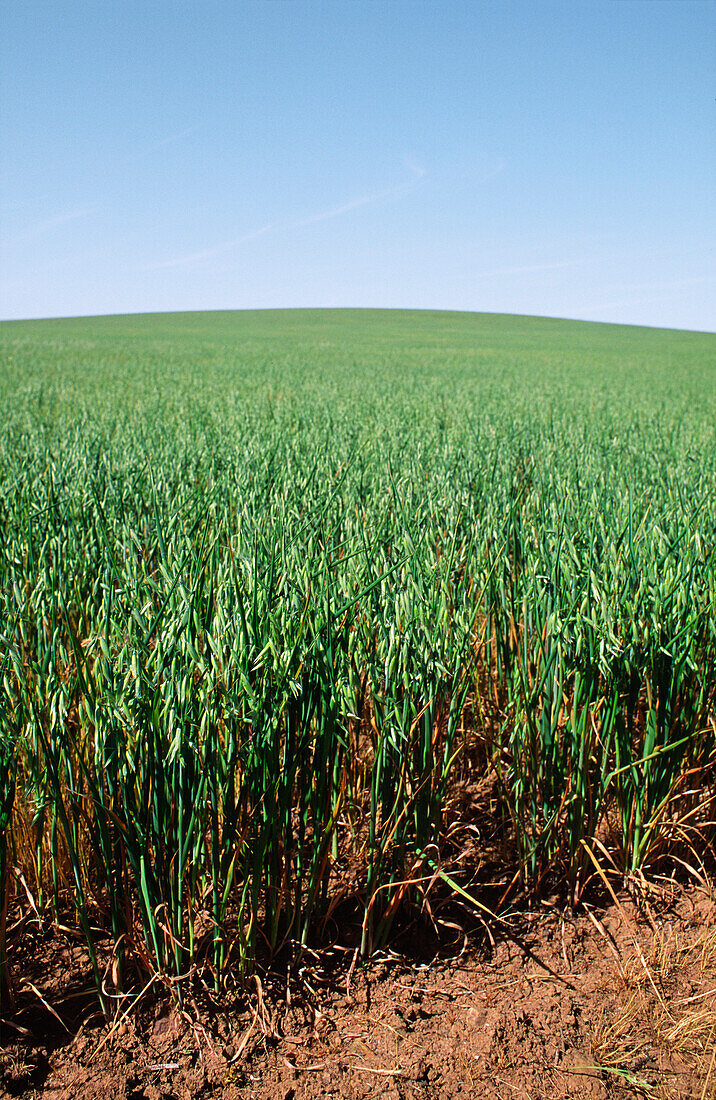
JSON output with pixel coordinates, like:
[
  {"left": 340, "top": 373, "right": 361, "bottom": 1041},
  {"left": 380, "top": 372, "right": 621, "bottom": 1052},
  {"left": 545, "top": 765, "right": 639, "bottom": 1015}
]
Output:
[{"left": 591, "top": 897, "right": 716, "bottom": 1099}]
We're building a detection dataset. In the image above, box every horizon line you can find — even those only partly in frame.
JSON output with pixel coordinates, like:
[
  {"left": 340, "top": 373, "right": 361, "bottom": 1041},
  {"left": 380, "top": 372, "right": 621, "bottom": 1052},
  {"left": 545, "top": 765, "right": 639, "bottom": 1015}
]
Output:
[{"left": 1, "top": 305, "right": 714, "bottom": 336}]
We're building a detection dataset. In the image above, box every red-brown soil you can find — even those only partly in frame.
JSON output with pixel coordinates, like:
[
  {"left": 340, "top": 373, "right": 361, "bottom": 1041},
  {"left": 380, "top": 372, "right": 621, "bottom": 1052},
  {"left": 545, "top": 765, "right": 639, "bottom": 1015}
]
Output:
[{"left": 2, "top": 881, "right": 714, "bottom": 1100}]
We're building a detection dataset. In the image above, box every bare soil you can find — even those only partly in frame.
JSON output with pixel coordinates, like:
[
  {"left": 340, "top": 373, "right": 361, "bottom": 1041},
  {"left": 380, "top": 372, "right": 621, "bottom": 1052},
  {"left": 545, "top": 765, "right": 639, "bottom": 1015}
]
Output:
[{"left": 2, "top": 880, "right": 715, "bottom": 1100}]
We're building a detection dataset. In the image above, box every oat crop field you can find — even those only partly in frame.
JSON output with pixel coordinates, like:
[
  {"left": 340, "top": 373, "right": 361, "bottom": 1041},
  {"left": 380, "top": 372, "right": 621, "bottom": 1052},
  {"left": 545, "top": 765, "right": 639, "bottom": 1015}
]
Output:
[{"left": 1, "top": 308, "right": 714, "bottom": 1014}]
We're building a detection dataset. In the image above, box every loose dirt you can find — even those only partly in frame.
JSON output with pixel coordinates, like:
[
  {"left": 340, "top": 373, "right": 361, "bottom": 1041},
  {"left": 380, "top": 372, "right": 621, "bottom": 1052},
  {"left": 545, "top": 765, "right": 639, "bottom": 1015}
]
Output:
[{"left": 2, "top": 882, "right": 714, "bottom": 1100}]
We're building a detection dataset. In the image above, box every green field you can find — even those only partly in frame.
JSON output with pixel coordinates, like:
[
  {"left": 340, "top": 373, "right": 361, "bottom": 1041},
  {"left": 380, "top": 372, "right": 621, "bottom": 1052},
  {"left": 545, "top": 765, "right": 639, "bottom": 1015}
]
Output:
[{"left": 1, "top": 309, "right": 715, "bottom": 1009}]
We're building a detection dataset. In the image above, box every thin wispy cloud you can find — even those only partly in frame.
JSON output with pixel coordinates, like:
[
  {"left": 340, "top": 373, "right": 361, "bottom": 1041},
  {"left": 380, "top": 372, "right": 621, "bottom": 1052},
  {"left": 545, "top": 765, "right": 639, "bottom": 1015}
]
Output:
[
  {"left": 124, "top": 124, "right": 202, "bottom": 163},
  {"left": 591, "top": 274, "right": 713, "bottom": 297},
  {"left": 145, "top": 124, "right": 201, "bottom": 151},
  {"left": 479, "top": 157, "right": 506, "bottom": 183},
  {"left": 9, "top": 129, "right": 202, "bottom": 250},
  {"left": 293, "top": 185, "right": 407, "bottom": 228},
  {"left": 587, "top": 276, "right": 715, "bottom": 316},
  {"left": 35, "top": 208, "right": 91, "bottom": 231},
  {"left": 7, "top": 207, "right": 93, "bottom": 245},
  {"left": 148, "top": 223, "right": 274, "bottom": 270},
  {"left": 148, "top": 164, "right": 429, "bottom": 271},
  {"left": 471, "top": 257, "right": 591, "bottom": 280},
  {"left": 404, "top": 156, "right": 427, "bottom": 178},
  {"left": 293, "top": 163, "right": 428, "bottom": 229}
]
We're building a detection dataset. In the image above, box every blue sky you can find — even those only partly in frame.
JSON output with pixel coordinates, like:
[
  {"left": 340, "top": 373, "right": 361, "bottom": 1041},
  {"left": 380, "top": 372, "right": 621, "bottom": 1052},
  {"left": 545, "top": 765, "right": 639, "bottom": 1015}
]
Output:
[{"left": 1, "top": 1, "right": 714, "bottom": 328}]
